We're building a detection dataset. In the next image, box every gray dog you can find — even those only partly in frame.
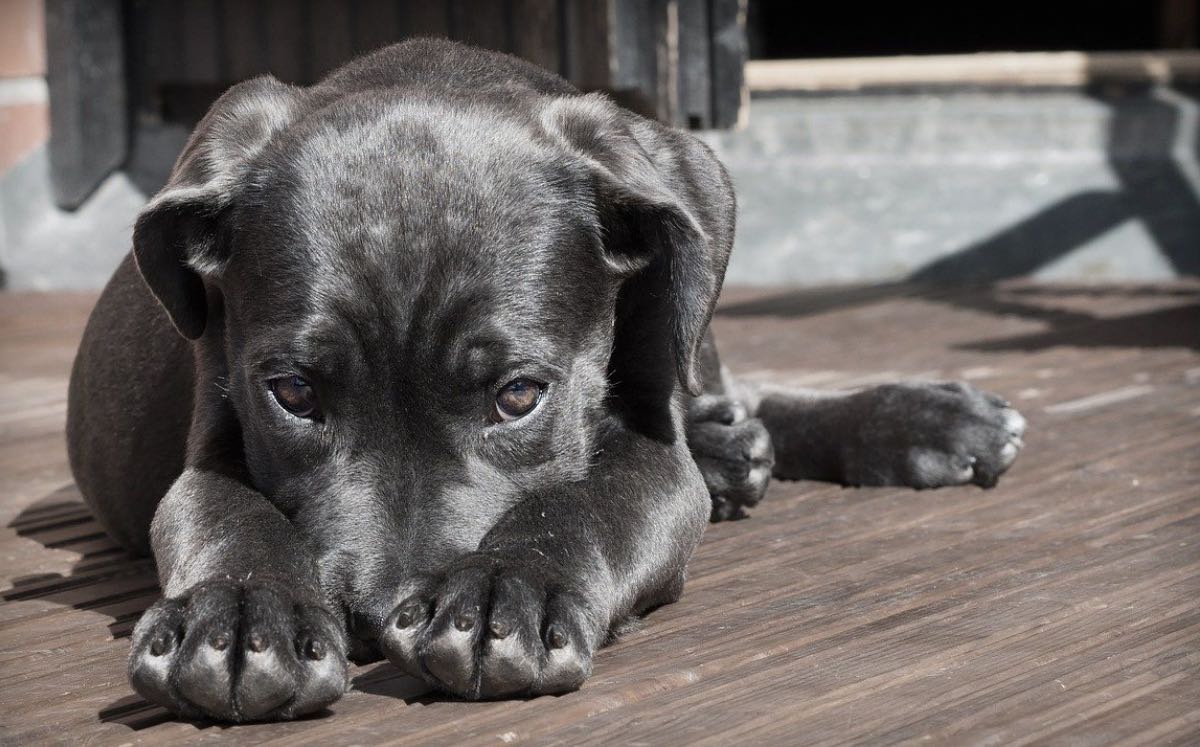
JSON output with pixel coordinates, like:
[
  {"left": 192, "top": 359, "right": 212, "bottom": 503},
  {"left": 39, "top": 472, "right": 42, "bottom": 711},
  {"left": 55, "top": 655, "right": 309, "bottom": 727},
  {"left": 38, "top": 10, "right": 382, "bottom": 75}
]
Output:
[{"left": 66, "top": 39, "right": 1025, "bottom": 722}]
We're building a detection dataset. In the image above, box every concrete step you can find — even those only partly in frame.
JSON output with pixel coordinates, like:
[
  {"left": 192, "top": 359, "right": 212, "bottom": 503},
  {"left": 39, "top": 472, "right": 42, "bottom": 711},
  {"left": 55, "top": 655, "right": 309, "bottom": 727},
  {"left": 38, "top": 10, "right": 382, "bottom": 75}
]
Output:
[{"left": 701, "top": 85, "right": 1200, "bottom": 285}]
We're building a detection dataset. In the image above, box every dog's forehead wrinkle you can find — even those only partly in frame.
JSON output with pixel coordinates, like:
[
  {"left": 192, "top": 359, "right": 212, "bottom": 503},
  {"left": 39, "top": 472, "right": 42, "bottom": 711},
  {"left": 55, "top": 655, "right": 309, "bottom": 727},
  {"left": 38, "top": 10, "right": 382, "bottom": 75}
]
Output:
[
  {"left": 301, "top": 244, "right": 581, "bottom": 359},
  {"left": 280, "top": 99, "right": 572, "bottom": 259}
]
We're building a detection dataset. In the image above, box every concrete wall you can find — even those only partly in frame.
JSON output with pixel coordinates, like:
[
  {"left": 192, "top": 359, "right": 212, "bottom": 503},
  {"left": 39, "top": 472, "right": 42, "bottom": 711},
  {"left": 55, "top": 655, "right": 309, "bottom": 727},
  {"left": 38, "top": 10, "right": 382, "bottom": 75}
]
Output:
[
  {"left": 0, "top": 0, "right": 47, "bottom": 174},
  {"left": 701, "top": 86, "right": 1200, "bottom": 285},
  {"left": 0, "top": 0, "right": 49, "bottom": 286}
]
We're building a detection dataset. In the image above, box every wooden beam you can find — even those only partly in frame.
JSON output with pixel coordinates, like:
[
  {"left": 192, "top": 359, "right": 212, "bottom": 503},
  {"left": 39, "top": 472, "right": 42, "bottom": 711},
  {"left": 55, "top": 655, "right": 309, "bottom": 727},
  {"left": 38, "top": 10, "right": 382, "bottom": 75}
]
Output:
[
  {"left": 563, "top": 0, "right": 611, "bottom": 91},
  {"left": 351, "top": 0, "right": 401, "bottom": 56},
  {"left": 450, "top": 0, "right": 511, "bottom": 52},
  {"left": 510, "top": 0, "right": 561, "bottom": 75},
  {"left": 44, "top": 0, "right": 127, "bottom": 210},
  {"left": 220, "top": 0, "right": 265, "bottom": 82},
  {"left": 1159, "top": 0, "right": 1198, "bottom": 49},
  {"left": 608, "top": 0, "right": 658, "bottom": 118},
  {"left": 652, "top": 0, "right": 679, "bottom": 125},
  {"left": 709, "top": 0, "right": 746, "bottom": 129},
  {"left": 746, "top": 51, "right": 1200, "bottom": 93},
  {"left": 677, "top": 0, "right": 711, "bottom": 128},
  {"left": 309, "top": 0, "right": 353, "bottom": 79}
]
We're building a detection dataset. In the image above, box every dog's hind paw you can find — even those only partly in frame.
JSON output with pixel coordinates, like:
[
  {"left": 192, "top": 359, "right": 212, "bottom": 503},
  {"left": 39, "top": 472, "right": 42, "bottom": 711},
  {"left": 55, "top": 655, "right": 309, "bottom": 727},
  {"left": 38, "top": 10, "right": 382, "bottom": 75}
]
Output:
[
  {"left": 378, "top": 556, "right": 597, "bottom": 700},
  {"left": 128, "top": 579, "right": 349, "bottom": 722},
  {"left": 840, "top": 381, "right": 1027, "bottom": 489},
  {"left": 687, "top": 395, "right": 775, "bottom": 521}
]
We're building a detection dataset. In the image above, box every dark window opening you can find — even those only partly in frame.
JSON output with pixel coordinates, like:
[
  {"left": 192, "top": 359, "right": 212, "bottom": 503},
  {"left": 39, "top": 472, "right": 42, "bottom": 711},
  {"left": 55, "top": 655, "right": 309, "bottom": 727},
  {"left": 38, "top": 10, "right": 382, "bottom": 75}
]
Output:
[{"left": 748, "top": 0, "right": 1196, "bottom": 60}]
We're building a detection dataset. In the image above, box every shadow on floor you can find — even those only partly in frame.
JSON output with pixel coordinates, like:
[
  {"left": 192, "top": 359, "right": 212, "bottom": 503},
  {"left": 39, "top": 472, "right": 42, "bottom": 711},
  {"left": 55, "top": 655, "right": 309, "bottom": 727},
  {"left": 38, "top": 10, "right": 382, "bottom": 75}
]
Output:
[
  {"left": 717, "top": 284, "right": 1200, "bottom": 353},
  {"left": 2, "top": 488, "right": 177, "bottom": 729},
  {"left": 960, "top": 303, "right": 1200, "bottom": 353},
  {"left": 2, "top": 486, "right": 156, "bottom": 641}
]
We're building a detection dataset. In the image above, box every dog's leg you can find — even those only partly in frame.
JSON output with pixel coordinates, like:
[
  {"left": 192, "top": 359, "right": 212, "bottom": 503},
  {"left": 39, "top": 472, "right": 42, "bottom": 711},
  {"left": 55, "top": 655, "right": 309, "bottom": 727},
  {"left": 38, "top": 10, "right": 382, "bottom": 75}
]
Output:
[
  {"left": 687, "top": 331, "right": 1026, "bottom": 518},
  {"left": 374, "top": 430, "right": 708, "bottom": 700},
  {"left": 127, "top": 469, "right": 349, "bottom": 722},
  {"left": 684, "top": 330, "right": 775, "bottom": 520},
  {"left": 739, "top": 379, "right": 1027, "bottom": 490},
  {"left": 687, "top": 394, "right": 775, "bottom": 521}
]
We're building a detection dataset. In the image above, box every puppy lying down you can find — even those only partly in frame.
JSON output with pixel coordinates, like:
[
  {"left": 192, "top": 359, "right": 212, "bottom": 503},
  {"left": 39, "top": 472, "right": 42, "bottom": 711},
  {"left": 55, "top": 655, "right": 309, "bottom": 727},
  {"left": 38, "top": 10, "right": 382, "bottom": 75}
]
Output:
[{"left": 66, "top": 39, "right": 1026, "bottom": 721}]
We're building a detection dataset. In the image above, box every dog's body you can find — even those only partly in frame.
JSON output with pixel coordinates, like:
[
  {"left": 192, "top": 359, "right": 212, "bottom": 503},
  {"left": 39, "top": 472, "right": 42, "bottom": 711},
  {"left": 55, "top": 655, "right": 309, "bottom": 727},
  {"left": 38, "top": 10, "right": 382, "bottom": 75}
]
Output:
[{"left": 67, "top": 39, "right": 1025, "bottom": 722}]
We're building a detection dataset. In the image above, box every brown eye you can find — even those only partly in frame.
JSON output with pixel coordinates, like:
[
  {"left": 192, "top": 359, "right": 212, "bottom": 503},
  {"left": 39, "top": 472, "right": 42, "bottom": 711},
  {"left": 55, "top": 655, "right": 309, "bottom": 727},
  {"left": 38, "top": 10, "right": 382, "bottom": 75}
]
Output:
[
  {"left": 270, "top": 376, "right": 319, "bottom": 419},
  {"left": 494, "top": 378, "right": 542, "bottom": 422}
]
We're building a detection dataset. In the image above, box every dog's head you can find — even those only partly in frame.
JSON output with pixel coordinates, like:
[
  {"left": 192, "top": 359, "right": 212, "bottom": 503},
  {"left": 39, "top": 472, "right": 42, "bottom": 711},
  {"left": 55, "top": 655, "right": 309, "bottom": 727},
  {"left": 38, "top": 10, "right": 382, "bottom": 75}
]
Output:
[{"left": 132, "top": 75, "right": 731, "bottom": 568}]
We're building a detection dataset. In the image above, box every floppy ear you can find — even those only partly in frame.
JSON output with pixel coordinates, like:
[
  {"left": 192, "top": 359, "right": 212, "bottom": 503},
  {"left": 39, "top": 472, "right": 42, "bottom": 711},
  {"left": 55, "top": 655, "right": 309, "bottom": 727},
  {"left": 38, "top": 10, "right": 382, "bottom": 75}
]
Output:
[
  {"left": 542, "top": 94, "right": 735, "bottom": 396},
  {"left": 133, "top": 76, "right": 306, "bottom": 339}
]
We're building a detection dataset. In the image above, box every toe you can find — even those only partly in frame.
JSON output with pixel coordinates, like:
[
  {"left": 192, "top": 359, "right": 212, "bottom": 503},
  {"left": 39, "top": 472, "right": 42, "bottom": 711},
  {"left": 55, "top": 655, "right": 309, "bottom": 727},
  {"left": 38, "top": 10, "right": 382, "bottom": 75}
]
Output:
[
  {"left": 537, "top": 595, "right": 592, "bottom": 693},
  {"left": 419, "top": 567, "right": 491, "bottom": 696},
  {"left": 907, "top": 448, "right": 976, "bottom": 488},
  {"left": 234, "top": 587, "right": 300, "bottom": 720},
  {"left": 478, "top": 574, "right": 542, "bottom": 697},
  {"left": 237, "top": 643, "right": 296, "bottom": 720},
  {"left": 171, "top": 585, "right": 241, "bottom": 720},
  {"left": 689, "top": 395, "right": 747, "bottom": 425},
  {"left": 999, "top": 439, "right": 1021, "bottom": 467},
  {"left": 128, "top": 600, "right": 186, "bottom": 711},
  {"left": 287, "top": 607, "right": 350, "bottom": 717},
  {"left": 1002, "top": 407, "right": 1027, "bottom": 438},
  {"left": 175, "top": 632, "right": 237, "bottom": 720},
  {"left": 421, "top": 625, "right": 479, "bottom": 697},
  {"left": 380, "top": 595, "right": 432, "bottom": 677},
  {"left": 710, "top": 495, "right": 747, "bottom": 522}
]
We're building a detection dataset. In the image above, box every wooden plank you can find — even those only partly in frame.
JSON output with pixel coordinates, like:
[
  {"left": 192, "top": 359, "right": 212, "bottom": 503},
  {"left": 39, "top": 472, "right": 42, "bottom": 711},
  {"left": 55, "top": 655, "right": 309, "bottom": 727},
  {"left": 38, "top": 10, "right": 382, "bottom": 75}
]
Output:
[
  {"left": 43, "top": 0, "right": 127, "bottom": 209},
  {"left": 262, "top": 0, "right": 310, "bottom": 83},
  {"left": 351, "top": 0, "right": 401, "bottom": 56},
  {"left": 220, "top": 0, "right": 266, "bottom": 82},
  {"left": 745, "top": 51, "right": 1200, "bottom": 93},
  {"left": 308, "top": 0, "right": 354, "bottom": 79},
  {"left": 510, "top": 0, "right": 561, "bottom": 74},
  {"left": 677, "top": 0, "right": 712, "bottom": 128},
  {"left": 609, "top": 0, "right": 659, "bottom": 118},
  {"left": 123, "top": 0, "right": 157, "bottom": 121},
  {"left": 178, "top": 0, "right": 223, "bottom": 83},
  {"left": 402, "top": 0, "right": 451, "bottom": 38},
  {"left": 653, "top": 0, "right": 680, "bottom": 125},
  {"left": 562, "top": 0, "right": 611, "bottom": 91},
  {"left": 140, "top": 0, "right": 185, "bottom": 86},
  {"left": 708, "top": 0, "right": 746, "bottom": 128},
  {"left": 1159, "top": 0, "right": 1198, "bottom": 49},
  {"left": 449, "top": 0, "right": 510, "bottom": 51}
]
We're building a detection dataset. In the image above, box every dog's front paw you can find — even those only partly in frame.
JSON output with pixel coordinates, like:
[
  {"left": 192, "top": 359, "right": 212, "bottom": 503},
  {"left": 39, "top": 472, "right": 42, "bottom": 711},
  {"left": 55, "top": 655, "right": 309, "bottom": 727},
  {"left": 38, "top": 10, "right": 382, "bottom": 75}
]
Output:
[
  {"left": 378, "top": 557, "right": 597, "bottom": 699},
  {"left": 844, "top": 381, "right": 1026, "bottom": 489},
  {"left": 128, "top": 579, "right": 349, "bottom": 722},
  {"left": 687, "top": 395, "right": 775, "bottom": 521}
]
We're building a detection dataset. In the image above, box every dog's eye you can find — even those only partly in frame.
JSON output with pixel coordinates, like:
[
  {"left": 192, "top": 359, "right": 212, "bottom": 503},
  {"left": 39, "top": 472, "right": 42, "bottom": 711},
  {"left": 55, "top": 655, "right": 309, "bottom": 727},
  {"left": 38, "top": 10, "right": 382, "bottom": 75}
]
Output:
[
  {"left": 270, "top": 376, "right": 319, "bottom": 419},
  {"left": 493, "top": 378, "right": 543, "bottom": 422}
]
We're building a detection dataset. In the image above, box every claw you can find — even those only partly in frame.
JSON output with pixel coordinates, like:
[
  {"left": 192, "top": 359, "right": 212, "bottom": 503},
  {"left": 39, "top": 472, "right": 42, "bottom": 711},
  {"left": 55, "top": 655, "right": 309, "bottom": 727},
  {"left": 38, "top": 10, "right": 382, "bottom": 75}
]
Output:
[{"left": 454, "top": 612, "right": 477, "bottom": 632}]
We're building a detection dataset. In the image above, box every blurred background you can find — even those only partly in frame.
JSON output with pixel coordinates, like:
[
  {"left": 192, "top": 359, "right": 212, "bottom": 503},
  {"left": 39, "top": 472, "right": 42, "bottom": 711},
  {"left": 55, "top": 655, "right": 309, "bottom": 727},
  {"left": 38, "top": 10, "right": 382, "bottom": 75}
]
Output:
[{"left": 0, "top": 0, "right": 1197, "bottom": 290}]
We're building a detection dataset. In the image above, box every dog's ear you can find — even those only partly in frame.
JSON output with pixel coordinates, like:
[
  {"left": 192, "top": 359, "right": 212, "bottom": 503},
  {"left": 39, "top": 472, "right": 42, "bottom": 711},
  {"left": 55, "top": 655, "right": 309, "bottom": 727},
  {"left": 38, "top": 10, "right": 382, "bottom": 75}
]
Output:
[
  {"left": 542, "top": 94, "right": 734, "bottom": 396},
  {"left": 133, "top": 76, "right": 305, "bottom": 339}
]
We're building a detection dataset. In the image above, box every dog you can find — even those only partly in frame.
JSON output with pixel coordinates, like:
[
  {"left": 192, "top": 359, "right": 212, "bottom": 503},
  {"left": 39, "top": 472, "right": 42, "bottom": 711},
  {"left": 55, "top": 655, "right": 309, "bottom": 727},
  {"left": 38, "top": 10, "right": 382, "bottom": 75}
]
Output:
[{"left": 66, "top": 39, "right": 1026, "bottom": 722}]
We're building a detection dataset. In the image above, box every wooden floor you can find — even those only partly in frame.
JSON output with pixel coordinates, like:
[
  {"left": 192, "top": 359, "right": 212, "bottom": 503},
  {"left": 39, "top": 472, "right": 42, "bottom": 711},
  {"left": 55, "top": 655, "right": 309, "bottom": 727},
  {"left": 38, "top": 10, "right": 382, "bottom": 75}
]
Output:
[{"left": 1, "top": 282, "right": 1198, "bottom": 746}]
